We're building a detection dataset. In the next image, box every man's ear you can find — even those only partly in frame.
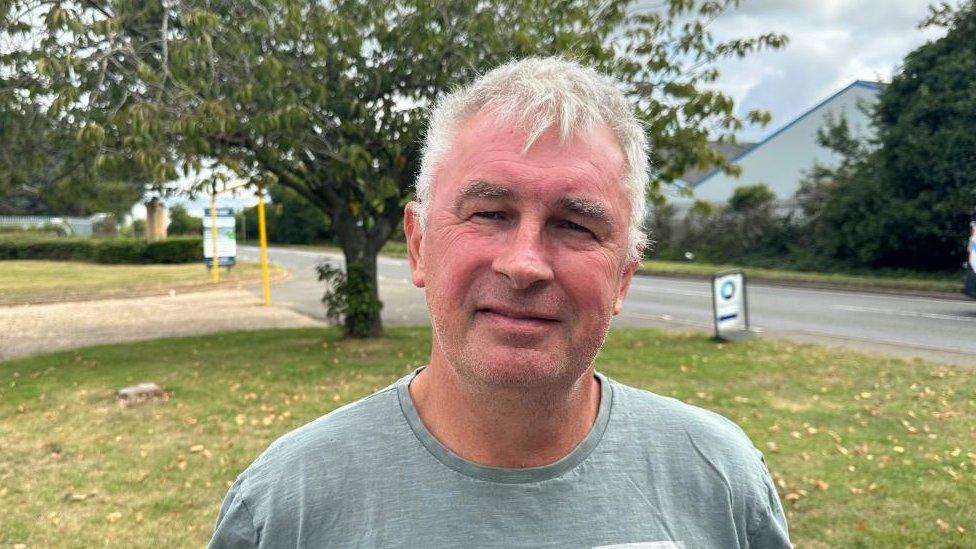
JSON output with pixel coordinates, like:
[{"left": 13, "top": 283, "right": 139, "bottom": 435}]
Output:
[
  {"left": 612, "top": 258, "right": 639, "bottom": 315},
  {"left": 404, "top": 201, "right": 425, "bottom": 288}
]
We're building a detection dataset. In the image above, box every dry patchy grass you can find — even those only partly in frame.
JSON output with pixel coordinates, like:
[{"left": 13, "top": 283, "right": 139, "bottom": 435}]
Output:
[
  {"left": 0, "top": 260, "right": 284, "bottom": 305},
  {"left": 0, "top": 327, "right": 974, "bottom": 547}
]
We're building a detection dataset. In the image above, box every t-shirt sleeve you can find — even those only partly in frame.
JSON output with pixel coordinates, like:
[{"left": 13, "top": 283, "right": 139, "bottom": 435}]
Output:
[
  {"left": 748, "top": 455, "right": 792, "bottom": 549},
  {"left": 208, "top": 476, "right": 259, "bottom": 548}
]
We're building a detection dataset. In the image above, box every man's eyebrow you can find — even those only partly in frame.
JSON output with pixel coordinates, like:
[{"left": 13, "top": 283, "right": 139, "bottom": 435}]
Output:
[
  {"left": 559, "top": 197, "right": 613, "bottom": 227},
  {"left": 454, "top": 180, "right": 514, "bottom": 208}
]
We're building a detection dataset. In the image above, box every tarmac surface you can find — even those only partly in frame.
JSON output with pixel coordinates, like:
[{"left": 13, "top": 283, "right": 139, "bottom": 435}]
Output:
[
  {"left": 239, "top": 245, "right": 976, "bottom": 368},
  {"left": 3, "top": 246, "right": 974, "bottom": 367}
]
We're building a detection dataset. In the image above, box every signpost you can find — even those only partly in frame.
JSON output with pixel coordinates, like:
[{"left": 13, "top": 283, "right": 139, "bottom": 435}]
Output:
[
  {"left": 203, "top": 179, "right": 271, "bottom": 306},
  {"left": 711, "top": 270, "right": 751, "bottom": 341},
  {"left": 203, "top": 207, "right": 237, "bottom": 272}
]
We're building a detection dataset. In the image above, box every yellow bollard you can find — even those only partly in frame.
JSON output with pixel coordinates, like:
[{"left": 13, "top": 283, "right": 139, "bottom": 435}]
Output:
[
  {"left": 257, "top": 185, "right": 271, "bottom": 306},
  {"left": 210, "top": 189, "right": 220, "bottom": 283}
]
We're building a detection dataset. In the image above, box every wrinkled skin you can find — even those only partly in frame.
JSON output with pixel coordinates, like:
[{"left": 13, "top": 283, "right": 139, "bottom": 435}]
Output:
[{"left": 405, "top": 110, "right": 638, "bottom": 392}]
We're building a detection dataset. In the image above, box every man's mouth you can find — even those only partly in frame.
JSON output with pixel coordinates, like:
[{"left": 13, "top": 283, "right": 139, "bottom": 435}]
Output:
[{"left": 475, "top": 307, "right": 560, "bottom": 326}]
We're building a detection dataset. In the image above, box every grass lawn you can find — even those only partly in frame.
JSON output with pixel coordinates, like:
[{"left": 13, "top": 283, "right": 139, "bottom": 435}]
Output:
[
  {"left": 1, "top": 327, "right": 973, "bottom": 547},
  {"left": 638, "top": 259, "right": 963, "bottom": 294},
  {"left": 0, "top": 260, "right": 285, "bottom": 305}
]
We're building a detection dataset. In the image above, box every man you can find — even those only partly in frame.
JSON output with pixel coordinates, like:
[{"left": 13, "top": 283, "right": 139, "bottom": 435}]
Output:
[{"left": 210, "top": 57, "right": 791, "bottom": 548}]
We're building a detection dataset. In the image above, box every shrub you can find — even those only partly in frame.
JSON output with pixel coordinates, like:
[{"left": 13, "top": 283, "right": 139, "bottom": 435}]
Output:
[
  {"left": 0, "top": 235, "right": 202, "bottom": 264},
  {"left": 145, "top": 237, "right": 202, "bottom": 263},
  {"left": 316, "top": 260, "right": 384, "bottom": 338},
  {"left": 94, "top": 239, "right": 147, "bottom": 263}
]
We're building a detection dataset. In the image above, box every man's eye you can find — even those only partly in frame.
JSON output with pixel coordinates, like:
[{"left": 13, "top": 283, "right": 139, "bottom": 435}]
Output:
[
  {"left": 473, "top": 211, "right": 505, "bottom": 221},
  {"left": 560, "top": 220, "right": 593, "bottom": 235}
]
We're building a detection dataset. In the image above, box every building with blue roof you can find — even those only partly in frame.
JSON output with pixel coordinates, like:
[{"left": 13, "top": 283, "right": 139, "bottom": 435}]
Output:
[{"left": 669, "top": 80, "right": 884, "bottom": 209}]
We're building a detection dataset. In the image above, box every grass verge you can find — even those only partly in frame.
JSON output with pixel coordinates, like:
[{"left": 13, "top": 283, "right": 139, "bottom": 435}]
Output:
[
  {"left": 638, "top": 259, "right": 963, "bottom": 294},
  {"left": 0, "top": 260, "right": 286, "bottom": 305},
  {"left": 1, "top": 327, "right": 973, "bottom": 546}
]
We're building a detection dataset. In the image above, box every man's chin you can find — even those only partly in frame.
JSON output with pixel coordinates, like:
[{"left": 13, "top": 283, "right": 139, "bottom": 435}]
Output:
[{"left": 457, "top": 346, "right": 580, "bottom": 390}]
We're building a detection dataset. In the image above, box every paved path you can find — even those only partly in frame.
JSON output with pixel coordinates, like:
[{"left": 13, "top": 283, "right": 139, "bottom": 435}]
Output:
[{"left": 0, "top": 289, "right": 322, "bottom": 362}]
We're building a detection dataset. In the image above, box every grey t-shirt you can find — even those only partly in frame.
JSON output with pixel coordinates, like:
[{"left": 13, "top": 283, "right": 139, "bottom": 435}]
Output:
[{"left": 209, "top": 370, "right": 790, "bottom": 548}]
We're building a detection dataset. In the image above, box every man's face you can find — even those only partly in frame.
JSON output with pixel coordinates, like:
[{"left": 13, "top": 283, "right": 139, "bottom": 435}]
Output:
[{"left": 405, "top": 110, "right": 638, "bottom": 389}]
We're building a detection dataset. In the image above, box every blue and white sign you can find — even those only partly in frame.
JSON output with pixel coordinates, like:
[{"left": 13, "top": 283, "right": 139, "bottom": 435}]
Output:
[
  {"left": 203, "top": 207, "right": 237, "bottom": 267},
  {"left": 712, "top": 270, "right": 749, "bottom": 340}
]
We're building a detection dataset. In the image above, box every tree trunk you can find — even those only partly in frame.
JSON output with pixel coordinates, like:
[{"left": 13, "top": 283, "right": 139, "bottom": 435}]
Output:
[
  {"left": 340, "top": 242, "right": 384, "bottom": 338},
  {"left": 331, "top": 212, "right": 384, "bottom": 338}
]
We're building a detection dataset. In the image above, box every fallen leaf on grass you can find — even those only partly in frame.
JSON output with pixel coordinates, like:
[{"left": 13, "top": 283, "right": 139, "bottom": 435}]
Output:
[
  {"left": 106, "top": 511, "right": 122, "bottom": 523},
  {"left": 936, "top": 518, "right": 950, "bottom": 531},
  {"left": 813, "top": 480, "right": 829, "bottom": 491},
  {"left": 190, "top": 444, "right": 204, "bottom": 453}
]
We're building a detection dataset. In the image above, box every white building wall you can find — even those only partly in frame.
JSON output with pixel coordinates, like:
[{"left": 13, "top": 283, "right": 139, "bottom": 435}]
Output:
[{"left": 679, "top": 82, "right": 880, "bottom": 206}]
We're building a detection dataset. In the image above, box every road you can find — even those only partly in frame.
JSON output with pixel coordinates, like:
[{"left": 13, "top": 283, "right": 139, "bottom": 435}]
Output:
[{"left": 239, "top": 245, "right": 976, "bottom": 367}]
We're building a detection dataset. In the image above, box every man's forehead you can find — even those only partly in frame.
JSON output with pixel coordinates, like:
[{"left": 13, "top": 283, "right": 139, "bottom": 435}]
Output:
[{"left": 455, "top": 108, "right": 618, "bottom": 155}]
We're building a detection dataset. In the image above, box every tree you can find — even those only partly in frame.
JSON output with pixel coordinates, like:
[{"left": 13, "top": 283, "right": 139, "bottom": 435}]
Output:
[
  {"left": 794, "top": 116, "right": 894, "bottom": 267},
  {"left": 0, "top": 96, "right": 142, "bottom": 216},
  {"left": 3, "top": 0, "right": 786, "bottom": 336},
  {"left": 869, "top": 0, "right": 976, "bottom": 269},
  {"left": 167, "top": 204, "right": 202, "bottom": 235},
  {"left": 728, "top": 183, "right": 775, "bottom": 214},
  {"left": 796, "top": 2, "right": 976, "bottom": 271},
  {"left": 0, "top": 22, "right": 143, "bottom": 217},
  {"left": 239, "top": 184, "right": 334, "bottom": 244}
]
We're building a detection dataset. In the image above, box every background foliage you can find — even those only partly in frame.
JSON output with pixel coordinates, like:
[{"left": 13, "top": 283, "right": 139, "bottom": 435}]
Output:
[
  {"left": 238, "top": 185, "right": 335, "bottom": 245},
  {"left": 1, "top": 0, "right": 786, "bottom": 336},
  {"left": 652, "top": 1, "right": 976, "bottom": 275}
]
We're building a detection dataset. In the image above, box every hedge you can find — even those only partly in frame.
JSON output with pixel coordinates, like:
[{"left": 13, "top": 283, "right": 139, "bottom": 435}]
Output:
[{"left": 0, "top": 236, "right": 203, "bottom": 264}]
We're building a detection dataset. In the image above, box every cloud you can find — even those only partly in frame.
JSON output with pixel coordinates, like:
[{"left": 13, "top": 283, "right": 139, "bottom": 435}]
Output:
[{"left": 639, "top": 0, "right": 948, "bottom": 141}]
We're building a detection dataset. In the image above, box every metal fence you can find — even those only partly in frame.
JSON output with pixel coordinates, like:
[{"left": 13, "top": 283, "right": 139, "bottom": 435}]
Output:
[{"left": 0, "top": 214, "right": 111, "bottom": 237}]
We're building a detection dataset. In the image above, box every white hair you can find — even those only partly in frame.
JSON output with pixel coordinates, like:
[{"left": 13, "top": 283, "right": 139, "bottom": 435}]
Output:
[{"left": 415, "top": 57, "right": 650, "bottom": 261}]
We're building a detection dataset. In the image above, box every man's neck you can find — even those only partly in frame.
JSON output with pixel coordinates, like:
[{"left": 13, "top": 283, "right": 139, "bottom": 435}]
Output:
[{"left": 408, "top": 360, "right": 602, "bottom": 468}]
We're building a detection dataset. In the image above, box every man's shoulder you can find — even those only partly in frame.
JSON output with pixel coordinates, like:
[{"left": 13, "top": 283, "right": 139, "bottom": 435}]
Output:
[
  {"left": 237, "top": 381, "right": 404, "bottom": 490},
  {"left": 604, "top": 378, "right": 789, "bottom": 545},
  {"left": 607, "top": 377, "right": 763, "bottom": 469}
]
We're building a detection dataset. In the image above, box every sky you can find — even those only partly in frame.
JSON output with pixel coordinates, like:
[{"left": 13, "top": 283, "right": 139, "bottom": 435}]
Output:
[
  {"left": 150, "top": 1, "right": 948, "bottom": 218},
  {"left": 700, "top": 0, "right": 946, "bottom": 142}
]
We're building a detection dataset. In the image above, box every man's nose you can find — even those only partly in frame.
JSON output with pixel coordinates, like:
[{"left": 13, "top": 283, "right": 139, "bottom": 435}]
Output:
[{"left": 491, "top": 223, "right": 555, "bottom": 290}]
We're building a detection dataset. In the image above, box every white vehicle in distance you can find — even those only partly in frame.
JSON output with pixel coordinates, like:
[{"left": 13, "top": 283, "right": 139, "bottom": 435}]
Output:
[{"left": 965, "top": 211, "right": 976, "bottom": 299}]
